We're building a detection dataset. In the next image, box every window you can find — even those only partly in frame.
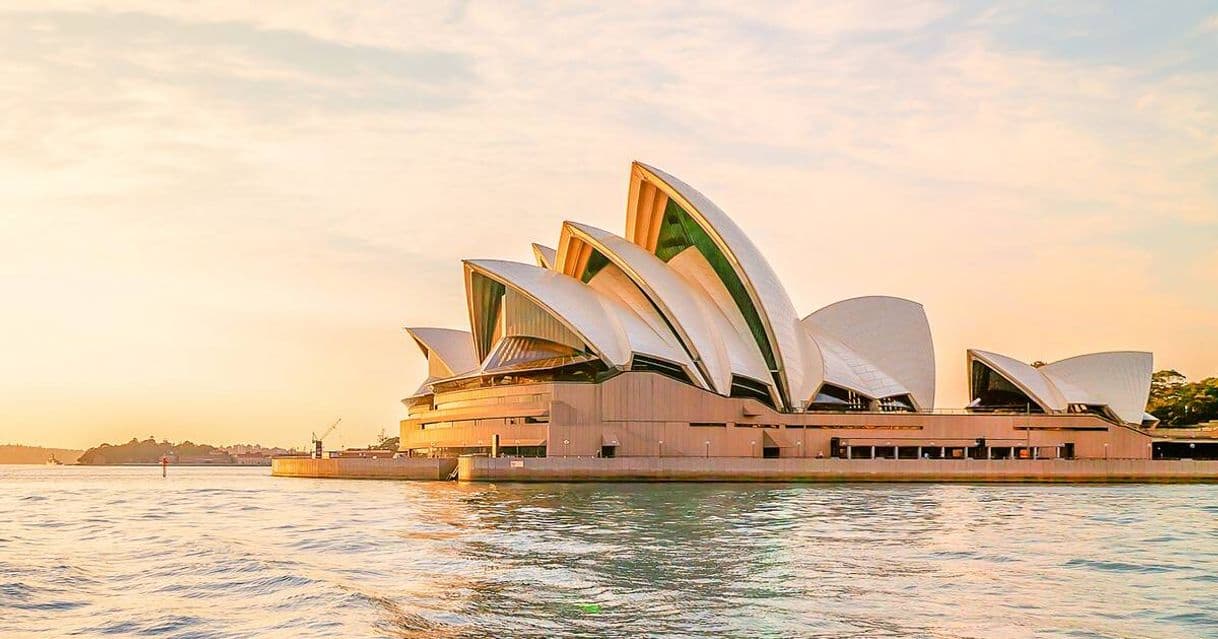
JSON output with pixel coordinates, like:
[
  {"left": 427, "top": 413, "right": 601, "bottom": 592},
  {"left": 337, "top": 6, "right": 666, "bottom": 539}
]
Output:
[
  {"left": 631, "top": 355, "right": 693, "bottom": 385},
  {"left": 877, "top": 395, "right": 915, "bottom": 412},
  {"left": 579, "top": 248, "right": 611, "bottom": 283},
  {"left": 970, "top": 360, "right": 1044, "bottom": 412},
  {"left": 729, "top": 375, "right": 775, "bottom": 408},
  {"left": 808, "top": 384, "right": 870, "bottom": 411}
]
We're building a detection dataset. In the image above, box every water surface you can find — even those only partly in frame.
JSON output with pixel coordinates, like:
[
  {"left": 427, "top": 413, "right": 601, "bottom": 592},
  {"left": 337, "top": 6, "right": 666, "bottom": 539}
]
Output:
[{"left": 2, "top": 466, "right": 1216, "bottom": 638}]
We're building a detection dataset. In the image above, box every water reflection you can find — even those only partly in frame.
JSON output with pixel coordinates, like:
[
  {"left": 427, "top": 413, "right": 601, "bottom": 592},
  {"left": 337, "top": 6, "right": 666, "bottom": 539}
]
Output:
[{"left": 1, "top": 467, "right": 1216, "bottom": 638}]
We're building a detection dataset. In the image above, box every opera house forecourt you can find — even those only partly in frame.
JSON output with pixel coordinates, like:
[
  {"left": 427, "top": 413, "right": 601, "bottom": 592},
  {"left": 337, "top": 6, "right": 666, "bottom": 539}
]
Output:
[{"left": 276, "top": 161, "right": 1218, "bottom": 481}]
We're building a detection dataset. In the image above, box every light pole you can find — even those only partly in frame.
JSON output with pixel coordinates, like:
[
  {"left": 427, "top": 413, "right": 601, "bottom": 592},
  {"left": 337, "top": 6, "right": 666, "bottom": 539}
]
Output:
[
  {"left": 658, "top": 440, "right": 664, "bottom": 458},
  {"left": 797, "top": 440, "right": 803, "bottom": 458},
  {"left": 563, "top": 439, "right": 570, "bottom": 457},
  {"left": 704, "top": 440, "right": 710, "bottom": 458},
  {"left": 1104, "top": 443, "right": 1109, "bottom": 460},
  {"left": 750, "top": 440, "right": 756, "bottom": 458}
]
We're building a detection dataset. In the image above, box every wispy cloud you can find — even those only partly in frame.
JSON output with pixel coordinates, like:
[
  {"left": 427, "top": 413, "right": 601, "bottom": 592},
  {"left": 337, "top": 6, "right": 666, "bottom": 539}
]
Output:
[{"left": 1, "top": 2, "right": 1215, "bottom": 447}]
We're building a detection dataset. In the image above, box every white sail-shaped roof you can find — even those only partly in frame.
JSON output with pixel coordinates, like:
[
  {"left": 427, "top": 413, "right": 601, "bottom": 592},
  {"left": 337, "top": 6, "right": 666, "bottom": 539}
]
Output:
[
  {"left": 803, "top": 296, "right": 936, "bottom": 409},
  {"left": 625, "top": 162, "right": 820, "bottom": 408},
  {"left": 810, "top": 331, "right": 908, "bottom": 401},
  {"left": 585, "top": 264, "right": 709, "bottom": 389},
  {"left": 463, "top": 259, "right": 696, "bottom": 378},
  {"left": 968, "top": 349, "right": 1066, "bottom": 412},
  {"left": 557, "top": 221, "right": 777, "bottom": 396},
  {"left": 403, "top": 327, "right": 478, "bottom": 378},
  {"left": 968, "top": 349, "right": 1152, "bottom": 425},
  {"left": 531, "top": 243, "right": 557, "bottom": 270},
  {"left": 1040, "top": 352, "right": 1153, "bottom": 425},
  {"left": 666, "top": 247, "right": 779, "bottom": 401}
]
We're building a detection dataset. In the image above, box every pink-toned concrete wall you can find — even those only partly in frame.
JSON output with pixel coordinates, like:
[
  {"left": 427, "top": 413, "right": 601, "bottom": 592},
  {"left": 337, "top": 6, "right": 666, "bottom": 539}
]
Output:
[
  {"left": 271, "top": 457, "right": 456, "bottom": 480},
  {"left": 402, "top": 372, "right": 1153, "bottom": 460}
]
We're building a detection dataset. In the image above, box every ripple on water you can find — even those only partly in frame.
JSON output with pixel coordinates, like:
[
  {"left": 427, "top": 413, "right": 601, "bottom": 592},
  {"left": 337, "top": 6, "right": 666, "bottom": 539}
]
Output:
[
  {"left": 1062, "top": 558, "right": 1176, "bottom": 574},
  {"left": 0, "top": 467, "right": 1216, "bottom": 638}
]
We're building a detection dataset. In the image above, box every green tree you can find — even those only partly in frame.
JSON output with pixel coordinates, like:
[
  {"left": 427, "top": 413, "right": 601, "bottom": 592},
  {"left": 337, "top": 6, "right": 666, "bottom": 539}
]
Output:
[{"left": 1148, "top": 370, "right": 1218, "bottom": 426}]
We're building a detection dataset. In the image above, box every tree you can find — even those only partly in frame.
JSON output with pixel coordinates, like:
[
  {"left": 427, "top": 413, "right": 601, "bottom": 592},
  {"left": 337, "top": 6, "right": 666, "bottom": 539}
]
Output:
[{"left": 1148, "top": 370, "right": 1218, "bottom": 426}]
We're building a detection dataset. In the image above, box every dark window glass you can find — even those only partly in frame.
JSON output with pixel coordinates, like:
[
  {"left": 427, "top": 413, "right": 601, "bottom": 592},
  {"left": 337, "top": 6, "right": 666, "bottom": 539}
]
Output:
[
  {"left": 631, "top": 355, "right": 693, "bottom": 385},
  {"left": 970, "top": 360, "right": 1044, "bottom": 412},
  {"left": 652, "top": 200, "right": 784, "bottom": 398},
  {"left": 579, "top": 248, "right": 611, "bottom": 283}
]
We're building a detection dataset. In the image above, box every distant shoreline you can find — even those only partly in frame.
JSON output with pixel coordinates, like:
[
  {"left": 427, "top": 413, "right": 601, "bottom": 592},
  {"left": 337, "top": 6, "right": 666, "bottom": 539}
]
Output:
[{"left": 0, "top": 445, "right": 83, "bottom": 465}]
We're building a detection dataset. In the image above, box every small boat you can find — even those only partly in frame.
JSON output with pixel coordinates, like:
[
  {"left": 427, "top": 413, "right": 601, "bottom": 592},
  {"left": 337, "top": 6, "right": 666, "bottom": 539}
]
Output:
[{"left": 46, "top": 454, "right": 63, "bottom": 466}]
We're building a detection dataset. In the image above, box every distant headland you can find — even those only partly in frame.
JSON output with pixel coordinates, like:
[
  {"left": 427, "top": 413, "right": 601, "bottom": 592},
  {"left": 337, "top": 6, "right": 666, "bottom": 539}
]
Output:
[
  {"left": 0, "top": 445, "right": 84, "bottom": 465},
  {"left": 73, "top": 438, "right": 296, "bottom": 465}
]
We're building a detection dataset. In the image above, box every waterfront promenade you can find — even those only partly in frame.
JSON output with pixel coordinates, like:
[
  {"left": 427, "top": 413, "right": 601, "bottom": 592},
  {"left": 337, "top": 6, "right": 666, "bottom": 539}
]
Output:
[{"left": 272, "top": 456, "right": 1218, "bottom": 483}]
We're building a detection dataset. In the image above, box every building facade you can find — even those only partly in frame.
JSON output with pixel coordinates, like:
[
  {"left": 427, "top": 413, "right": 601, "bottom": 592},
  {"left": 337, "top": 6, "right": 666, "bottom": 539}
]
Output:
[{"left": 400, "top": 162, "right": 1156, "bottom": 460}]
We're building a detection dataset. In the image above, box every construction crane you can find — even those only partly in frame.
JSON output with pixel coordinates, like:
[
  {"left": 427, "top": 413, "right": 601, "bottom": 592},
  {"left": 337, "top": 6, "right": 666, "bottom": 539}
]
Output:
[{"left": 312, "top": 418, "right": 341, "bottom": 459}]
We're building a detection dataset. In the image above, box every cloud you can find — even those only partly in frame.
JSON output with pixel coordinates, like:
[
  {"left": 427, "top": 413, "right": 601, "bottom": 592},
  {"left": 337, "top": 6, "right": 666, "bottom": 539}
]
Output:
[
  {"left": 1, "top": 2, "right": 1216, "bottom": 446},
  {"left": 0, "top": 10, "right": 474, "bottom": 113}
]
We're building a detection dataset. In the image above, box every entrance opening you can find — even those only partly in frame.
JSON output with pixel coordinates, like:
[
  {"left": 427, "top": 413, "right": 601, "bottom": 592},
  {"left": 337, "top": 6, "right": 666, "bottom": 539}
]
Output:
[
  {"left": 762, "top": 446, "right": 780, "bottom": 459},
  {"left": 1153, "top": 441, "right": 1218, "bottom": 460},
  {"left": 600, "top": 445, "right": 617, "bottom": 459}
]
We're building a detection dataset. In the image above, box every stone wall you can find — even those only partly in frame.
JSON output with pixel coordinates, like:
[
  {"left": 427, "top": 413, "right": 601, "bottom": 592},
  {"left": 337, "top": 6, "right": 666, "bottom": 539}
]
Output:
[
  {"left": 459, "top": 456, "right": 1218, "bottom": 483},
  {"left": 271, "top": 457, "right": 457, "bottom": 480}
]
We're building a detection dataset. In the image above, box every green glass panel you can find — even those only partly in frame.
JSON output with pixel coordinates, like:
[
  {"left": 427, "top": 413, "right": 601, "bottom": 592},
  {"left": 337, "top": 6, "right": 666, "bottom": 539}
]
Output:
[
  {"left": 653, "top": 200, "right": 779, "bottom": 379},
  {"left": 579, "top": 249, "right": 611, "bottom": 283},
  {"left": 470, "top": 273, "right": 504, "bottom": 358}
]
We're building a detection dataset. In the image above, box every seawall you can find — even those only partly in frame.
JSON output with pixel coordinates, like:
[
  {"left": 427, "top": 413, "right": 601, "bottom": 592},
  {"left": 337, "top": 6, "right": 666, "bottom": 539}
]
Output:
[
  {"left": 271, "top": 457, "right": 456, "bottom": 480},
  {"left": 457, "top": 456, "right": 1218, "bottom": 483}
]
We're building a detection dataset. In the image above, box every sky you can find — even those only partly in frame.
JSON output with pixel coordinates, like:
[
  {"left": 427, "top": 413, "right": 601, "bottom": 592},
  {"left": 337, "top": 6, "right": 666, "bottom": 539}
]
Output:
[{"left": 1, "top": 1, "right": 1216, "bottom": 450}]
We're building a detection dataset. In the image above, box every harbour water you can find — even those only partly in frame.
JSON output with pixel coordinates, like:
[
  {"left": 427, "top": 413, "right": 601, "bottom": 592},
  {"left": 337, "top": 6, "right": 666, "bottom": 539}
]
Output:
[{"left": 2, "top": 466, "right": 1217, "bottom": 638}]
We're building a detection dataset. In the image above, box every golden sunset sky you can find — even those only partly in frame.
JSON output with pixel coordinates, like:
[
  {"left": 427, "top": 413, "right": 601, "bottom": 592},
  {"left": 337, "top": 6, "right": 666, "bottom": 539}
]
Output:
[{"left": 2, "top": 2, "right": 1216, "bottom": 449}]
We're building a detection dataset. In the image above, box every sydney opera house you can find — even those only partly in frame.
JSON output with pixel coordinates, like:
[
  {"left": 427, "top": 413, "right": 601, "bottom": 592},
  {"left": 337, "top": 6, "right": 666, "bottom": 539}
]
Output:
[{"left": 400, "top": 163, "right": 1158, "bottom": 461}]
